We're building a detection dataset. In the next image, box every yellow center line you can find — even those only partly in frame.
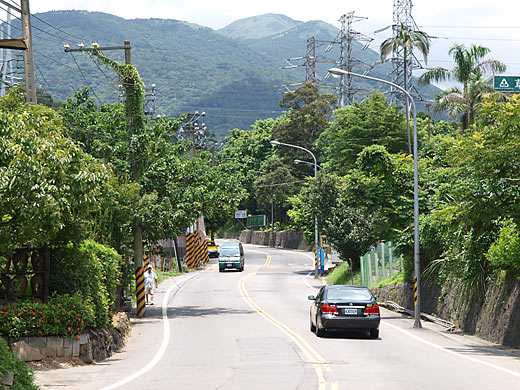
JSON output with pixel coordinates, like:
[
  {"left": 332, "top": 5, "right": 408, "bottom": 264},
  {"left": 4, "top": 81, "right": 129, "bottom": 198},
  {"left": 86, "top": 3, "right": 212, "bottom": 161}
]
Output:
[{"left": 239, "top": 269, "right": 333, "bottom": 390}]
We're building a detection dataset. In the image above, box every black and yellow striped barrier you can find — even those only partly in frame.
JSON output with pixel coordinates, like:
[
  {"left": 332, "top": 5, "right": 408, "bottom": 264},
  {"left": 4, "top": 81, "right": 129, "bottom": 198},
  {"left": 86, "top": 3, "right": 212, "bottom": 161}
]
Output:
[
  {"left": 202, "top": 239, "right": 209, "bottom": 265},
  {"left": 135, "top": 265, "right": 146, "bottom": 317},
  {"left": 185, "top": 231, "right": 210, "bottom": 268},
  {"left": 185, "top": 232, "right": 197, "bottom": 268}
]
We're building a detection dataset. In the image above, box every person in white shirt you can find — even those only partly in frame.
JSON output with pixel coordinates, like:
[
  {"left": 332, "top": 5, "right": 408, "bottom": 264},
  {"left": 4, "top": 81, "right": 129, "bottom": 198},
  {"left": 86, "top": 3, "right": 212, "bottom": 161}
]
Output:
[{"left": 143, "top": 265, "right": 158, "bottom": 305}]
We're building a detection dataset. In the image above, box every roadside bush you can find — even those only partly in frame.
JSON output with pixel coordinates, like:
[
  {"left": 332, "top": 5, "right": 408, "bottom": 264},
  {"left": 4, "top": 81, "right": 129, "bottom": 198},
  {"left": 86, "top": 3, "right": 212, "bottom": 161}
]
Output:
[
  {"left": 0, "top": 338, "right": 38, "bottom": 390},
  {"left": 0, "top": 293, "right": 95, "bottom": 338},
  {"left": 49, "top": 239, "right": 120, "bottom": 328},
  {"left": 487, "top": 219, "right": 520, "bottom": 275}
]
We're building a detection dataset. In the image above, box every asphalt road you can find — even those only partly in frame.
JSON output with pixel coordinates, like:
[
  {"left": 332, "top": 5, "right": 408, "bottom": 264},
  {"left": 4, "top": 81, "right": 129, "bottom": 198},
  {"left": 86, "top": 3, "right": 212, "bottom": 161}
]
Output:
[{"left": 35, "top": 242, "right": 520, "bottom": 389}]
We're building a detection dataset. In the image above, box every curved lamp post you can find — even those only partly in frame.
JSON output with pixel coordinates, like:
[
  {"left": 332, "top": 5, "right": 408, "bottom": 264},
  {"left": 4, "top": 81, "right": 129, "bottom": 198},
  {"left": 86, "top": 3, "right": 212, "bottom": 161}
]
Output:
[
  {"left": 328, "top": 67, "right": 421, "bottom": 328},
  {"left": 294, "top": 159, "right": 324, "bottom": 171},
  {"left": 271, "top": 140, "right": 320, "bottom": 279}
]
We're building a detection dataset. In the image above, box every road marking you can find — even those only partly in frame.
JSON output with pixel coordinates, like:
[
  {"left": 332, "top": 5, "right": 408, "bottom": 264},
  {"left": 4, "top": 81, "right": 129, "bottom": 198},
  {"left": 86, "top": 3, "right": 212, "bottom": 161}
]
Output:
[
  {"left": 239, "top": 270, "right": 332, "bottom": 390},
  {"left": 263, "top": 255, "right": 272, "bottom": 267},
  {"left": 101, "top": 274, "right": 198, "bottom": 390},
  {"left": 383, "top": 321, "right": 520, "bottom": 378},
  {"left": 332, "top": 381, "right": 339, "bottom": 390}
]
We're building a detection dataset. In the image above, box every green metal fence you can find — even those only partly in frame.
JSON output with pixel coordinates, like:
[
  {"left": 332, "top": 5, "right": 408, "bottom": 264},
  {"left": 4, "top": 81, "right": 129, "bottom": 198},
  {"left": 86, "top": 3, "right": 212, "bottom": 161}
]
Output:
[{"left": 360, "top": 242, "right": 401, "bottom": 288}]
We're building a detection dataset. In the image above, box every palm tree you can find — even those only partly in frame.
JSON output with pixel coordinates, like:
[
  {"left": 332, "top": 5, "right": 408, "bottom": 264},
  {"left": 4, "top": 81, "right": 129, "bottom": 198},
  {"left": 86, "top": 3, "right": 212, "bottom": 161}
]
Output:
[
  {"left": 380, "top": 23, "right": 430, "bottom": 154},
  {"left": 419, "top": 44, "right": 506, "bottom": 130}
]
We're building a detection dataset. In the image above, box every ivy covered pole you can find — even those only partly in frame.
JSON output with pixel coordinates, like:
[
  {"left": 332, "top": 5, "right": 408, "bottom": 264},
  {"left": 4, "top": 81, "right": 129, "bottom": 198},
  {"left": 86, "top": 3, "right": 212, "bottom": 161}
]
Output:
[{"left": 91, "top": 41, "right": 148, "bottom": 317}]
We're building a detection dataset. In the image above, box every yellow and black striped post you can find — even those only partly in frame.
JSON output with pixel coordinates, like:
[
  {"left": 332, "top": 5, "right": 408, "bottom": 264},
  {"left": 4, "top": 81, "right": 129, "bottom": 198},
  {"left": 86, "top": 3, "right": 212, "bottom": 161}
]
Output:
[
  {"left": 135, "top": 265, "right": 146, "bottom": 317},
  {"left": 202, "top": 239, "right": 209, "bottom": 265},
  {"left": 194, "top": 233, "right": 204, "bottom": 267},
  {"left": 185, "top": 232, "right": 197, "bottom": 268},
  {"left": 414, "top": 275, "right": 418, "bottom": 307}
]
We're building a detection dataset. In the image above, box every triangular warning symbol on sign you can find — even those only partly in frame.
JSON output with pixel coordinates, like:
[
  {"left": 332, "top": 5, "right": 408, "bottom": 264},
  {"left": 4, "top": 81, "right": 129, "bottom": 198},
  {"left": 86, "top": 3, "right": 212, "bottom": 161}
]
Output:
[{"left": 499, "top": 78, "right": 509, "bottom": 88}]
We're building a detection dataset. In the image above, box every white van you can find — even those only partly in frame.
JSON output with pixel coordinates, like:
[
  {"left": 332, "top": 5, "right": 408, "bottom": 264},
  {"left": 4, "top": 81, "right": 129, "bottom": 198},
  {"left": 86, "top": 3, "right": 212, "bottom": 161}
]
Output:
[{"left": 218, "top": 242, "right": 244, "bottom": 272}]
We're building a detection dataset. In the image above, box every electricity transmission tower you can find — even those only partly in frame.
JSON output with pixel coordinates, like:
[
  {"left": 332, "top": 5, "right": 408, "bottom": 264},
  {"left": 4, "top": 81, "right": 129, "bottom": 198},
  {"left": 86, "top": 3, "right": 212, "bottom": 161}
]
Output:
[
  {"left": 389, "top": 0, "right": 424, "bottom": 105},
  {"left": 283, "top": 37, "right": 337, "bottom": 92},
  {"left": 335, "top": 12, "right": 373, "bottom": 106}
]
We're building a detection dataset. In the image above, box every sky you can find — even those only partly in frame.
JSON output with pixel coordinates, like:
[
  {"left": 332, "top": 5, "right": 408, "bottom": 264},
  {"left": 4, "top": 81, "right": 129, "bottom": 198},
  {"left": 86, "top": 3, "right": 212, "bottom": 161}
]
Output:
[{"left": 11, "top": 1, "right": 520, "bottom": 86}]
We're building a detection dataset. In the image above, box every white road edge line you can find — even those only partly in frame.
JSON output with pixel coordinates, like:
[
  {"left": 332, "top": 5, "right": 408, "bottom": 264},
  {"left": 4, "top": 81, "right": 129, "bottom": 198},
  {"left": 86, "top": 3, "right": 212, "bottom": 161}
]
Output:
[
  {"left": 101, "top": 274, "right": 198, "bottom": 390},
  {"left": 383, "top": 321, "right": 520, "bottom": 378}
]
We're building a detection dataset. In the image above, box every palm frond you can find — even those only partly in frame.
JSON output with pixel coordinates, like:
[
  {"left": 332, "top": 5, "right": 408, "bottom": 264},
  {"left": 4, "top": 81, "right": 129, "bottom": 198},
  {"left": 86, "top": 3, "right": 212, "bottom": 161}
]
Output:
[{"left": 418, "top": 67, "right": 451, "bottom": 85}]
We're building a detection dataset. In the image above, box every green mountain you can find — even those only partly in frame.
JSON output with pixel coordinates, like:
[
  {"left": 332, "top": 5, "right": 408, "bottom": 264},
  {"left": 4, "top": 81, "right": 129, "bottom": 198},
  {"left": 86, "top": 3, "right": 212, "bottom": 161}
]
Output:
[
  {"left": 218, "top": 13, "right": 300, "bottom": 39},
  {"left": 9, "top": 11, "right": 441, "bottom": 137}
]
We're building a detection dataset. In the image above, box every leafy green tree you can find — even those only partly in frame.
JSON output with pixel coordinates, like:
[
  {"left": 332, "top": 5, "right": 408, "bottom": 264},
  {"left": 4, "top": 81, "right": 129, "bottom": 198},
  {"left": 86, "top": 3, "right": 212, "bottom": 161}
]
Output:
[
  {"left": 217, "top": 117, "right": 282, "bottom": 214},
  {"left": 421, "top": 94, "right": 520, "bottom": 290},
  {"left": 287, "top": 171, "right": 340, "bottom": 246},
  {"left": 254, "top": 158, "right": 298, "bottom": 224},
  {"left": 272, "top": 82, "right": 335, "bottom": 165},
  {"left": 317, "top": 92, "right": 408, "bottom": 175},
  {"left": 419, "top": 44, "right": 506, "bottom": 130},
  {"left": 0, "top": 87, "right": 110, "bottom": 254},
  {"left": 380, "top": 23, "right": 430, "bottom": 154}
]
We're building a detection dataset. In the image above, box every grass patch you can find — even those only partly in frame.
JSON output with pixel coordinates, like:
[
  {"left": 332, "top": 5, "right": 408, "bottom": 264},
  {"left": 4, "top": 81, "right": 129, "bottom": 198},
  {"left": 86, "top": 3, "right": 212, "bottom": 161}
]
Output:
[
  {"left": 371, "top": 270, "right": 407, "bottom": 288},
  {"left": 326, "top": 262, "right": 361, "bottom": 285},
  {"left": 156, "top": 269, "right": 182, "bottom": 285}
]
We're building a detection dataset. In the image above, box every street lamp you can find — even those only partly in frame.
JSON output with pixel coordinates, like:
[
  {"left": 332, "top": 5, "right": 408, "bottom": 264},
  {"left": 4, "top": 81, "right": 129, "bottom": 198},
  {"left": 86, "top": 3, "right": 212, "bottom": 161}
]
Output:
[
  {"left": 328, "top": 67, "right": 421, "bottom": 328},
  {"left": 270, "top": 140, "right": 320, "bottom": 279},
  {"left": 294, "top": 159, "right": 324, "bottom": 171}
]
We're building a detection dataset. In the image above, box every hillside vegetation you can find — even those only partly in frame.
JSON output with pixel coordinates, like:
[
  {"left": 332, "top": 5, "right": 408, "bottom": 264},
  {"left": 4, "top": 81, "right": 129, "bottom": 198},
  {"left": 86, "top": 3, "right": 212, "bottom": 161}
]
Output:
[{"left": 19, "top": 11, "right": 441, "bottom": 137}]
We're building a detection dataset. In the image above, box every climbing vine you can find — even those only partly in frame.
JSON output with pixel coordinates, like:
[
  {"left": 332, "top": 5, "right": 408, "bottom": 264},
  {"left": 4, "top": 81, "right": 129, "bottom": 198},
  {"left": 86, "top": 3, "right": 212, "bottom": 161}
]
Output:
[{"left": 89, "top": 48, "right": 147, "bottom": 180}]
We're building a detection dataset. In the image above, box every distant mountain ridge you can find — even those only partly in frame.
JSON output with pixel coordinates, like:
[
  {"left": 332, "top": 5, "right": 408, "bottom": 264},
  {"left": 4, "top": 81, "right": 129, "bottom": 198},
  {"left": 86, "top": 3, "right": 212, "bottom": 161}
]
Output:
[
  {"left": 10, "top": 11, "right": 441, "bottom": 137},
  {"left": 218, "top": 13, "right": 301, "bottom": 39}
]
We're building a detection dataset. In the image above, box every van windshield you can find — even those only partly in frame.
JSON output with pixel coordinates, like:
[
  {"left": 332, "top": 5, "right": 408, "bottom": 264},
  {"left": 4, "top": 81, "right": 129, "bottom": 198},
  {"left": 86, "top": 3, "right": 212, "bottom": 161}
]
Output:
[{"left": 220, "top": 247, "right": 240, "bottom": 257}]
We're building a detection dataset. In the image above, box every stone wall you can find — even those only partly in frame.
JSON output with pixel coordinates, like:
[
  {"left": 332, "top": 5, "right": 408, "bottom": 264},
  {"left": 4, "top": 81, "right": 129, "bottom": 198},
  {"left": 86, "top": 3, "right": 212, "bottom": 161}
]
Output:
[
  {"left": 239, "top": 230, "right": 312, "bottom": 251},
  {"left": 372, "top": 273, "right": 520, "bottom": 349},
  {"left": 3, "top": 312, "right": 131, "bottom": 363}
]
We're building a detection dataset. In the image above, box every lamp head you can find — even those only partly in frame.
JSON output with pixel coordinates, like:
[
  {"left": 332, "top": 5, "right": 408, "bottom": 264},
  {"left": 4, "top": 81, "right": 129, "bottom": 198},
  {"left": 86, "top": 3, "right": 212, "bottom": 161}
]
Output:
[
  {"left": 270, "top": 140, "right": 280, "bottom": 146},
  {"left": 328, "top": 67, "right": 348, "bottom": 78}
]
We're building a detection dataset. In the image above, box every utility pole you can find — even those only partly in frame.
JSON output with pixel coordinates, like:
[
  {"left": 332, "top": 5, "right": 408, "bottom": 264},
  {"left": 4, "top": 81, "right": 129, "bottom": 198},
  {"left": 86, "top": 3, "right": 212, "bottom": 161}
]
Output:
[{"left": 20, "top": 0, "right": 36, "bottom": 103}]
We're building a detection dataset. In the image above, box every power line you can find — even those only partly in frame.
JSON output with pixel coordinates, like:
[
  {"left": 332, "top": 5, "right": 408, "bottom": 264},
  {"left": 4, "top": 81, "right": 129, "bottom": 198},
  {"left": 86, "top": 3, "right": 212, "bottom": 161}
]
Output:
[
  {"left": 34, "top": 61, "right": 61, "bottom": 103},
  {"left": 0, "top": 4, "right": 65, "bottom": 44},
  {"left": 88, "top": 54, "right": 118, "bottom": 90},
  {"left": 31, "top": 12, "right": 89, "bottom": 42},
  {"left": 32, "top": 48, "right": 77, "bottom": 71},
  {"left": 68, "top": 52, "right": 102, "bottom": 104}
]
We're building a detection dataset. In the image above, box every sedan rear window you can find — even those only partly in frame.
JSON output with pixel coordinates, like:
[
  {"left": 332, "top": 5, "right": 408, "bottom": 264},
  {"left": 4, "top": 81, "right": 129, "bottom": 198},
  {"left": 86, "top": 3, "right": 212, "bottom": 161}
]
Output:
[{"left": 326, "top": 288, "right": 372, "bottom": 300}]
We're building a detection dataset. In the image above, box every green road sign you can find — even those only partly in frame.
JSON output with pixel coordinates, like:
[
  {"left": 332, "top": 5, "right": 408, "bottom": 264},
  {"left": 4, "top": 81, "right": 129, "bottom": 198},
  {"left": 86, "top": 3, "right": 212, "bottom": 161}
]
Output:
[
  {"left": 494, "top": 76, "right": 520, "bottom": 92},
  {"left": 247, "top": 215, "right": 266, "bottom": 227}
]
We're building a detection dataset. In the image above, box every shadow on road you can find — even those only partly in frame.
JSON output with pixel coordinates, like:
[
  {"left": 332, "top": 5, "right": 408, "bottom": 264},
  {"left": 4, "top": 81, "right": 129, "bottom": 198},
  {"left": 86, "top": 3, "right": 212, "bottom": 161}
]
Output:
[
  {"left": 445, "top": 344, "right": 520, "bottom": 359},
  {"left": 140, "top": 305, "right": 255, "bottom": 319},
  {"left": 320, "top": 329, "right": 379, "bottom": 340}
]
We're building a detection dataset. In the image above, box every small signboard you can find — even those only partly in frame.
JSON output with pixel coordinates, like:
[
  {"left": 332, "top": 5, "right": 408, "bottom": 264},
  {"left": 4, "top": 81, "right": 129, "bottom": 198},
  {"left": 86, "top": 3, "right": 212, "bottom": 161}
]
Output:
[
  {"left": 247, "top": 215, "right": 266, "bottom": 227},
  {"left": 234, "top": 210, "right": 247, "bottom": 219},
  {"left": 493, "top": 76, "right": 520, "bottom": 92}
]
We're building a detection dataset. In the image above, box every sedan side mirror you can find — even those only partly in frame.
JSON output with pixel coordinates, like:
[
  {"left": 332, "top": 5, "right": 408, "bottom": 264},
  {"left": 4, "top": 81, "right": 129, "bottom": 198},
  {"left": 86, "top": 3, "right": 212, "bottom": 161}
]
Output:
[{"left": 308, "top": 295, "right": 316, "bottom": 301}]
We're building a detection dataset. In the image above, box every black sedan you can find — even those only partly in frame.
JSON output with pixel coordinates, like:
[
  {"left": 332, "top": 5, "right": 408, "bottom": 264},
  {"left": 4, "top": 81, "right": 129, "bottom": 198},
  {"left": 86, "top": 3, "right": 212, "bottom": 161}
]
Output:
[{"left": 308, "top": 285, "right": 380, "bottom": 338}]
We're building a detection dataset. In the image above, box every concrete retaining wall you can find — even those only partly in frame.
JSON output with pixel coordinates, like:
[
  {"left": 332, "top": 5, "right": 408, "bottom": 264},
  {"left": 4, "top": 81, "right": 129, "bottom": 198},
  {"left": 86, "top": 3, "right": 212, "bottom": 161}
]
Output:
[
  {"left": 239, "top": 230, "right": 312, "bottom": 251},
  {"left": 372, "top": 273, "right": 520, "bottom": 349}
]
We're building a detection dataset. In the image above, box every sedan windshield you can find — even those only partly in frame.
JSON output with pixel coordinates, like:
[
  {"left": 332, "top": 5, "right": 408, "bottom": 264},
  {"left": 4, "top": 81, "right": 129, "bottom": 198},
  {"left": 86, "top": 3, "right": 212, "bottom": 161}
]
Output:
[
  {"left": 220, "top": 248, "right": 240, "bottom": 257},
  {"left": 326, "top": 288, "right": 372, "bottom": 300}
]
